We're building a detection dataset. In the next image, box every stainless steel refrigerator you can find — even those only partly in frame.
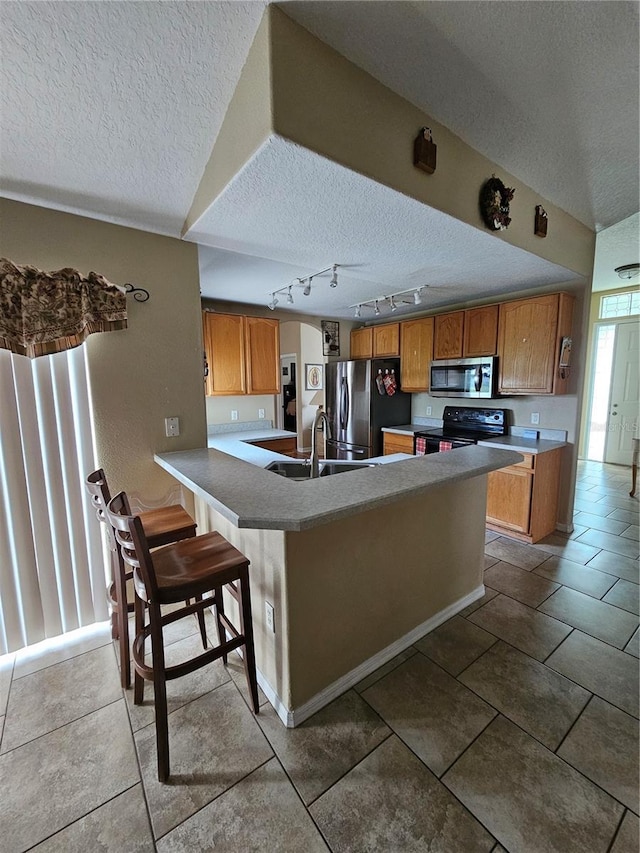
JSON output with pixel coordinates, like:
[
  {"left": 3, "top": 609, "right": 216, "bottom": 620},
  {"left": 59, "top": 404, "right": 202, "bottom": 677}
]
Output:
[{"left": 324, "top": 359, "right": 411, "bottom": 459}]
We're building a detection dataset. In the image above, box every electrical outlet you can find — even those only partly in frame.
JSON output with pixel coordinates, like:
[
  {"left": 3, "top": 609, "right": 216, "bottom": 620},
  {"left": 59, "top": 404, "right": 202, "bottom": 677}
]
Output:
[
  {"left": 231, "top": 410, "right": 238, "bottom": 421},
  {"left": 265, "top": 602, "right": 275, "bottom": 633},
  {"left": 531, "top": 412, "right": 540, "bottom": 425},
  {"left": 258, "top": 409, "right": 265, "bottom": 419},
  {"left": 426, "top": 406, "right": 432, "bottom": 416},
  {"left": 164, "top": 417, "right": 180, "bottom": 437}
]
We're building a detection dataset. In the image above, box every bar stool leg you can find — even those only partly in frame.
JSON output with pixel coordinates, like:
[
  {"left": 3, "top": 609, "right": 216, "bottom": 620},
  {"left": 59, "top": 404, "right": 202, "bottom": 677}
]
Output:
[
  {"left": 214, "top": 586, "right": 228, "bottom": 665},
  {"left": 113, "top": 549, "right": 131, "bottom": 689},
  {"left": 133, "top": 594, "right": 145, "bottom": 705},
  {"left": 194, "top": 595, "right": 208, "bottom": 649},
  {"left": 238, "top": 569, "right": 260, "bottom": 714},
  {"left": 149, "top": 601, "right": 170, "bottom": 782}
]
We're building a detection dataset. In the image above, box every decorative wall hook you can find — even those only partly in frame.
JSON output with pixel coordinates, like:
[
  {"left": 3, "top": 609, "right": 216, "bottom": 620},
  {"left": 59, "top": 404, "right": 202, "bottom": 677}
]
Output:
[
  {"left": 534, "top": 205, "right": 548, "bottom": 238},
  {"left": 124, "top": 283, "right": 150, "bottom": 302}
]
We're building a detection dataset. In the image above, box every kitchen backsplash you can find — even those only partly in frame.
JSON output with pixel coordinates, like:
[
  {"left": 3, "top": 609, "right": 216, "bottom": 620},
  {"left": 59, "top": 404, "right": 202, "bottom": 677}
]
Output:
[{"left": 208, "top": 420, "right": 273, "bottom": 435}]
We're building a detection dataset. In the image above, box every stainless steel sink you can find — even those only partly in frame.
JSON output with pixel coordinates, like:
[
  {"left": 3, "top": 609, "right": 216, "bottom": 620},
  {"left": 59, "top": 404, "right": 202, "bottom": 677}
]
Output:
[
  {"left": 265, "top": 460, "right": 379, "bottom": 480},
  {"left": 266, "top": 461, "right": 313, "bottom": 481},
  {"left": 319, "top": 462, "right": 379, "bottom": 476}
]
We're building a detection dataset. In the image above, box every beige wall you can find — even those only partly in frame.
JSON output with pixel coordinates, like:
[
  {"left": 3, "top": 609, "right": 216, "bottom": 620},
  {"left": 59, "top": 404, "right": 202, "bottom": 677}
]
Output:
[
  {"left": 1, "top": 199, "right": 206, "bottom": 506},
  {"left": 269, "top": 6, "right": 595, "bottom": 279}
]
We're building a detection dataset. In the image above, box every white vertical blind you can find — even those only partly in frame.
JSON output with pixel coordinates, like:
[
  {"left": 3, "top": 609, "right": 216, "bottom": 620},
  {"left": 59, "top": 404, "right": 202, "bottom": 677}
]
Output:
[{"left": 0, "top": 345, "right": 107, "bottom": 655}]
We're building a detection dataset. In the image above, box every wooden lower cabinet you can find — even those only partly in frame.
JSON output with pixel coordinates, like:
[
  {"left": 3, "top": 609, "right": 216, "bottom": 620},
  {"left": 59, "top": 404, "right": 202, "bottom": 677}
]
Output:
[
  {"left": 248, "top": 437, "right": 297, "bottom": 456},
  {"left": 486, "top": 448, "right": 563, "bottom": 543},
  {"left": 383, "top": 432, "right": 415, "bottom": 456}
]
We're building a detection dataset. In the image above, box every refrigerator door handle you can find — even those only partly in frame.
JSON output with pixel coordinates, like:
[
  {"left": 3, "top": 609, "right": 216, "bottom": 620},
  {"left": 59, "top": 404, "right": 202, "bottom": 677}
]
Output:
[{"left": 340, "top": 377, "right": 349, "bottom": 431}]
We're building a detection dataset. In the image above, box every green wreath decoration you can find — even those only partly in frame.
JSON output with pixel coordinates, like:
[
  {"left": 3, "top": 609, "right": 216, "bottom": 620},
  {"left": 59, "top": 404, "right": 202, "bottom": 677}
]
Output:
[{"left": 479, "top": 176, "right": 516, "bottom": 231}]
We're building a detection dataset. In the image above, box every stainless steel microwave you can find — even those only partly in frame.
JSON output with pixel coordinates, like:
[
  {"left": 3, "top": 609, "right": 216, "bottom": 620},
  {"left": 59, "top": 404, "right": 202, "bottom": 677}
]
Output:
[{"left": 430, "top": 356, "right": 498, "bottom": 398}]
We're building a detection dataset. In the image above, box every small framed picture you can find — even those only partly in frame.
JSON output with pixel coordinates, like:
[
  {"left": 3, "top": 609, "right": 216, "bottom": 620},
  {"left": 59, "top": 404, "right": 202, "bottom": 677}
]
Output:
[{"left": 305, "top": 364, "right": 323, "bottom": 391}]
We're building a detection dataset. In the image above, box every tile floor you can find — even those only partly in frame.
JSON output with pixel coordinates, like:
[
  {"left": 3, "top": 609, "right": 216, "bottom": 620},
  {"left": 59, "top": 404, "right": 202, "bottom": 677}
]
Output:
[{"left": 0, "top": 459, "right": 638, "bottom": 852}]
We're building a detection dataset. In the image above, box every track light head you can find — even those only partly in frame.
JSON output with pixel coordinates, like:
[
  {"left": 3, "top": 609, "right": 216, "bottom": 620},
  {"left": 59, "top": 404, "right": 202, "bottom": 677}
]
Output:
[
  {"left": 268, "top": 295, "right": 278, "bottom": 311},
  {"left": 389, "top": 296, "right": 397, "bottom": 312},
  {"left": 374, "top": 300, "right": 380, "bottom": 316},
  {"left": 303, "top": 277, "right": 312, "bottom": 296},
  {"left": 330, "top": 264, "right": 339, "bottom": 288},
  {"left": 355, "top": 304, "right": 361, "bottom": 318},
  {"left": 287, "top": 286, "right": 294, "bottom": 304},
  {"left": 414, "top": 289, "right": 422, "bottom": 305}
]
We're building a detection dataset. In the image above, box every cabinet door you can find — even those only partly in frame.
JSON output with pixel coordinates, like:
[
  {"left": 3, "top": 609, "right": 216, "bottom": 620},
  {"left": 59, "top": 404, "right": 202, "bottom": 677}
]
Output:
[
  {"left": 204, "top": 312, "right": 246, "bottom": 395},
  {"left": 400, "top": 317, "right": 434, "bottom": 391},
  {"left": 373, "top": 323, "right": 400, "bottom": 357},
  {"left": 383, "top": 433, "right": 415, "bottom": 455},
  {"left": 434, "top": 312, "right": 464, "bottom": 359},
  {"left": 498, "top": 294, "right": 560, "bottom": 394},
  {"left": 486, "top": 467, "right": 533, "bottom": 533},
  {"left": 463, "top": 305, "right": 499, "bottom": 357},
  {"left": 350, "top": 327, "right": 373, "bottom": 359},
  {"left": 245, "top": 317, "right": 280, "bottom": 395}
]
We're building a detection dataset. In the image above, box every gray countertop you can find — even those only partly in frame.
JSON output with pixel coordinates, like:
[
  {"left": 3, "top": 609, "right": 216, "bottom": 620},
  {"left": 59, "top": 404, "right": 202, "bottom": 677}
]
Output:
[
  {"left": 380, "top": 424, "right": 430, "bottom": 435},
  {"left": 477, "top": 435, "right": 568, "bottom": 454},
  {"left": 155, "top": 443, "right": 521, "bottom": 532}
]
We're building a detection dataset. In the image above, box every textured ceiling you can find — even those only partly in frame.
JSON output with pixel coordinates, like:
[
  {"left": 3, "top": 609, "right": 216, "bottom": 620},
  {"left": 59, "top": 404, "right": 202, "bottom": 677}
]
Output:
[
  {"left": 1, "top": 1, "right": 638, "bottom": 316},
  {"left": 592, "top": 213, "right": 640, "bottom": 293}
]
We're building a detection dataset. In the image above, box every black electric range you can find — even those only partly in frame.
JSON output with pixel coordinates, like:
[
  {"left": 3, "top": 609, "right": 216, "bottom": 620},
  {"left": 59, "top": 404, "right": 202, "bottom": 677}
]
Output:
[{"left": 414, "top": 406, "right": 508, "bottom": 454}]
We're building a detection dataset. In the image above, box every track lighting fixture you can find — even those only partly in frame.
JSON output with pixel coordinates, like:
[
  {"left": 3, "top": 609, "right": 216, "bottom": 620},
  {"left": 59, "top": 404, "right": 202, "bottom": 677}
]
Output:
[
  {"left": 349, "top": 285, "right": 429, "bottom": 317},
  {"left": 266, "top": 264, "right": 339, "bottom": 309}
]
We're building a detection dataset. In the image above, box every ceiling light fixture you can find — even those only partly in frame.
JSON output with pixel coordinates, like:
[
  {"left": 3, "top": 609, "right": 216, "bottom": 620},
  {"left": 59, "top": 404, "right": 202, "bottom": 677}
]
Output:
[
  {"left": 349, "top": 284, "right": 432, "bottom": 317},
  {"left": 266, "top": 264, "right": 340, "bottom": 308},
  {"left": 614, "top": 263, "right": 640, "bottom": 280}
]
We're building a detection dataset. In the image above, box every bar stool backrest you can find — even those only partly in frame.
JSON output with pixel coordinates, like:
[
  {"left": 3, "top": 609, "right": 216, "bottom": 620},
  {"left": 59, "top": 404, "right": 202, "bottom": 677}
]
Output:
[
  {"left": 85, "top": 468, "right": 118, "bottom": 553},
  {"left": 106, "top": 491, "right": 160, "bottom": 603}
]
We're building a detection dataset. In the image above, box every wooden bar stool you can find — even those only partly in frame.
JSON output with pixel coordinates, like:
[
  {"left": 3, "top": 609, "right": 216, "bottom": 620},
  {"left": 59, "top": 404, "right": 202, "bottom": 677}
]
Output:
[
  {"left": 106, "top": 491, "right": 260, "bottom": 783},
  {"left": 85, "top": 468, "right": 198, "bottom": 688}
]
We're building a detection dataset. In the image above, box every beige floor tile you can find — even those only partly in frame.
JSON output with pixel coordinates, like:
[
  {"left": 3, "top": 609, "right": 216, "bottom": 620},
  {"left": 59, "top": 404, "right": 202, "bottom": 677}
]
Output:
[
  {"left": 546, "top": 631, "right": 639, "bottom": 718},
  {"left": 310, "top": 735, "right": 495, "bottom": 853},
  {"left": 124, "top": 631, "right": 232, "bottom": 731},
  {"left": 31, "top": 783, "right": 154, "bottom": 852},
  {"left": 621, "top": 524, "right": 640, "bottom": 540},
  {"left": 484, "top": 554, "right": 500, "bottom": 570},
  {"left": 0, "top": 700, "right": 139, "bottom": 853},
  {"left": 362, "top": 653, "right": 496, "bottom": 777},
  {"left": 533, "top": 555, "right": 617, "bottom": 599},
  {"left": 608, "top": 508, "right": 640, "bottom": 526},
  {"left": 576, "top": 529, "right": 640, "bottom": 560},
  {"left": 0, "top": 654, "right": 14, "bottom": 717},
  {"left": 485, "top": 530, "right": 500, "bottom": 543},
  {"left": 136, "top": 681, "right": 272, "bottom": 839},
  {"left": 610, "top": 812, "right": 640, "bottom": 853},
  {"left": 1, "top": 645, "right": 121, "bottom": 753},
  {"left": 443, "top": 715, "right": 624, "bottom": 853},
  {"left": 532, "top": 533, "right": 602, "bottom": 565},
  {"left": 459, "top": 641, "right": 590, "bottom": 750},
  {"left": 484, "top": 561, "right": 559, "bottom": 607},
  {"left": 12, "top": 621, "right": 112, "bottom": 679},
  {"left": 573, "top": 512, "right": 629, "bottom": 536},
  {"left": 354, "top": 647, "right": 418, "bottom": 693},
  {"left": 586, "top": 550, "right": 640, "bottom": 583},
  {"left": 0, "top": 715, "right": 4, "bottom": 747},
  {"left": 257, "top": 689, "right": 390, "bottom": 805},
  {"left": 224, "top": 652, "right": 270, "bottom": 708},
  {"left": 468, "top": 594, "right": 572, "bottom": 661},
  {"left": 558, "top": 697, "right": 639, "bottom": 813},
  {"left": 538, "top": 587, "right": 639, "bottom": 650},
  {"left": 156, "top": 758, "right": 329, "bottom": 852},
  {"left": 603, "top": 579, "right": 640, "bottom": 615},
  {"left": 625, "top": 628, "right": 639, "bottom": 658},
  {"left": 573, "top": 497, "right": 615, "bottom": 516},
  {"left": 414, "top": 615, "right": 497, "bottom": 677},
  {"left": 458, "top": 585, "right": 499, "bottom": 617},
  {"left": 484, "top": 537, "right": 548, "bottom": 570},
  {"left": 592, "top": 495, "right": 640, "bottom": 512}
]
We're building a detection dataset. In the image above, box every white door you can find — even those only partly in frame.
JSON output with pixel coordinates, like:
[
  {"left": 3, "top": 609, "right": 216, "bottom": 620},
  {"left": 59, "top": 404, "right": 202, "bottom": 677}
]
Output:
[{"left": 604, "top": 320, "right": 640, "bottom": 464}]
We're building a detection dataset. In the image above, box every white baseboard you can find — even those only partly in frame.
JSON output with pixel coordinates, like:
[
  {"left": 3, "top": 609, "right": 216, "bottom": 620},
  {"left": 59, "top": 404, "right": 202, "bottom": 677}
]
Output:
[{"left": 258, "top": 584, "right": 486, "bottom": 728}]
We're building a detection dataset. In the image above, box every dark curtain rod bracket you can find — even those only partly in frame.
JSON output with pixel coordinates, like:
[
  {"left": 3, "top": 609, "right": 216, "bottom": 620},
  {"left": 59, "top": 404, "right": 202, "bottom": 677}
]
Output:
[{"left": 124, "top": 283, "right": 150, "bottom": 302}]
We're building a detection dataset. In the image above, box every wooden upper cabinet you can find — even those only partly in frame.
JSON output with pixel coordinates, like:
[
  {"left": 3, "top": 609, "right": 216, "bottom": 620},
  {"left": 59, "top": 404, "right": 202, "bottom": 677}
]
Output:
[
  {"left": 373, "top": 323, "right": 400, "bottom": 357},
  {"left": 497, "top": 293, "right": 574, "bottom": 395},
  {"left": 244, "top": 316, "right": 280, "bottom": 394},
  {"left": 400, "top": 317, "right": 434, "bottom": 392},
  {"left": 434, "top": 312, "right": 464, "bottom": 359},
  {"left": 350, "top": 327, "right": 373, "bottom": 359},
  {"left": 463, "top": 305, "right": 499, "bottom": 357},
  {"left": 203, "top": 312, "right": 246, "bottom": 395},
  {"left": 203, "top": 312, "right": 280, "bottom": 396}
]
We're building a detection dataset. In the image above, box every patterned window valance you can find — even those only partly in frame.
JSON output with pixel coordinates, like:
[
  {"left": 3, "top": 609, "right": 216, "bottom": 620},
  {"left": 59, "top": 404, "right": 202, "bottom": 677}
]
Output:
[{"left": 0, "top": 258, "right": 128, "bottom": 358}]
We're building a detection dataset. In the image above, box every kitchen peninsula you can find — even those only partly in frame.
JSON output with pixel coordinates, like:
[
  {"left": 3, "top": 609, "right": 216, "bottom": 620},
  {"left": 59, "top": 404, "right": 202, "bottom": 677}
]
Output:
[{"left": 155, "top": 442, "right": 520, "bottom": 727}]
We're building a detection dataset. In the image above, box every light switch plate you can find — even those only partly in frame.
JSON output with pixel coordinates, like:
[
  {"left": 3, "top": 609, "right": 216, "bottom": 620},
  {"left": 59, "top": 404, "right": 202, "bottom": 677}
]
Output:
[
  {"left": 165, "top": 417, "right": 179, "bottom": 437},
  {"left": 231, "top": 410, "right": 238, "bottom": 421}
]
